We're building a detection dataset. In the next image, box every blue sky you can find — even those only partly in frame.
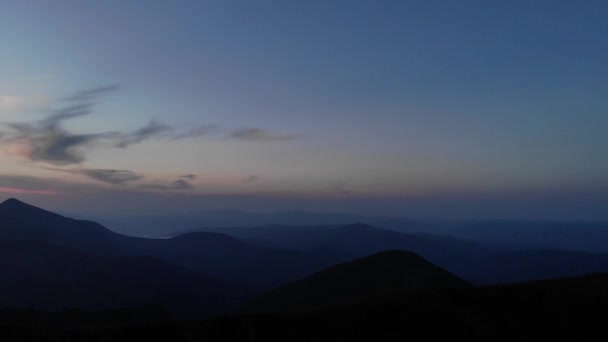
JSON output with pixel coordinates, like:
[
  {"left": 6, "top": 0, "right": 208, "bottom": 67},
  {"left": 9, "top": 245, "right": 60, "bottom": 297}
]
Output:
[{"left": 0, "top": 0, "right": 607, "bottom": 219}]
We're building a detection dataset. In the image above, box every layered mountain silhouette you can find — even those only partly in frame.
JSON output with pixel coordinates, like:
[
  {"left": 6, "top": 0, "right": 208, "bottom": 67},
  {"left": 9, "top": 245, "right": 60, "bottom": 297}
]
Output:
[
  {"left": 104, "top": 209, "right": 439, "bottom": 237},
  {"left": 4, "top": 197, "right": 608, "bottom": 320},
  {"left": 246, "top": 250, "right": 471, "bottom": 312},
  {"left": 193, "top": 223, "right": 490, "bottom": 276},
  {"left": 0, "top": 198, "right": 333, "bottom": 290}
]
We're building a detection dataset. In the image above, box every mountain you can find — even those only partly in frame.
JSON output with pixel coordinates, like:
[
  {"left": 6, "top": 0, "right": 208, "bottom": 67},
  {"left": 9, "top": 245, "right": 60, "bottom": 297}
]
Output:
[
  {"left": 149, "top": 232, "right": 335, "bottom": 289},
  {"left": 101, "top": 210, "right": 442, "bottom": 238},
  {"left": 0, "top": 198, "right": 126, "bottom": 256},
  {"left": 451, "top": 220, "right": 608, "bottom": 253},
  {"left": 463, "top": 249, "right": 608, "bottom": 284},
  {"left": 246, "top": 250, "right": 471, "bottom": 312},
  {"left": 0, "top": 241, "right": 252, "bottom": 317},
  {"left": 194, "top": 223, "right": 490, "bottom": 277},
  {"left": 197, "top": 223, "right": 608, "bottom": 285},
  {"left": 0, "top": 198, "right": 335, "bottom": 290}
]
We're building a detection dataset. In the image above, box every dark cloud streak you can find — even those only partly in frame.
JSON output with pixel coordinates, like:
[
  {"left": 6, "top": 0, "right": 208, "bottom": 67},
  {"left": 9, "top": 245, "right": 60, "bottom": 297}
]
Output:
[
  {"left": 230, "top": 128, "right": 297, "bottom": 141},
  {"left": 138, "top": 178, "right": 195, "bottom": 191},
  {"left": 64, "top": 84, "right": 121, "bottom": 102},
  {"left": 80, "top": 169, "right": 143, "bottom": 185},
  {"left": 115, "top": 120, "right": 172, "bottom": 148}
]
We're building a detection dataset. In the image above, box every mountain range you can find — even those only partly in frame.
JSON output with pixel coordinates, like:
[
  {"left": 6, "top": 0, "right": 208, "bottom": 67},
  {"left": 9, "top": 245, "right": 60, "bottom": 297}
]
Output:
[{"left": 3, "top": 197, "right": 608, "bottom": 318}]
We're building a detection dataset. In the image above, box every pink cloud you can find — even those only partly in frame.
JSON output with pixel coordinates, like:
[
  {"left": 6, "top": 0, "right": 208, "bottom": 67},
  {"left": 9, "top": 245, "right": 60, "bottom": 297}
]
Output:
[{"left": 0, "top": 187, "right": 64, "bottom": 195}]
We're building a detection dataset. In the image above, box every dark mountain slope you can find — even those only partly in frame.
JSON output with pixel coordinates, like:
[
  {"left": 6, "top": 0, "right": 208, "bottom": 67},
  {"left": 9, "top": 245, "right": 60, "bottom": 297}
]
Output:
[
  {"left": 0, "top": 198, "right": 335, "bottom": 290},
  {"left": 150, "top": 232, "right": 336, "bottom": 289},
  {"left": 0, "top": 198, "right": 126, "bottom": 255},
  {"left": 2, "top": 274, "right": 607, "bottom": 340},
  {"left": 246, "top": 250, "right": 471, "bottom": 312},
  {"left": 0, "top": 241, "right": 252, "bottom": 317}
]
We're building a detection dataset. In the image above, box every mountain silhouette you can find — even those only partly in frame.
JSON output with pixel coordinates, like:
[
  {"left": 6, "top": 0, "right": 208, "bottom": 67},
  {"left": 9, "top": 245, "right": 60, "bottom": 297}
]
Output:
[
  {"left": 104, "top": 209, "right": 439, "bottom": 237},
  {"left": 0, "top": 240, "right": 252, "bottom": 317},
  {"left": 194, "top": 223, "right": 489, "bottom": 277},
  {"left": 0, "top": 198, "right": 333, "bottom": 291},
  {"left": 246, "top": 250, "right": 471, "bottom": 312},
  {"left": 0, "top": 198, "right": 126, "bottom": 255},
  {"left": 153, "top": 232, "right": 335, "bottom": 289}
]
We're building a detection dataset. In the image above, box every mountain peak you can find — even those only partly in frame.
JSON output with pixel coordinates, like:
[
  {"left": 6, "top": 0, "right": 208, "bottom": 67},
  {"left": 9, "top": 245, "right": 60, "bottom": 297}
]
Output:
[
  {"left": 1, "top": 198, "right": 26, "bottom": 206},
  {"left": 0, "top": 198, "right": 62, "bottom": 218},
  {"left": 247, "top": 249, "right": 471, "bottom": 312}
]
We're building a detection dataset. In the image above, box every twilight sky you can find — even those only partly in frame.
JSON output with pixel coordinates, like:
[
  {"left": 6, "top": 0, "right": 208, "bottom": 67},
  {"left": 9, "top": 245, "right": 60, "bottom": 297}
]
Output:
[{"left": 0, "top": 0, "right": 607, "bottom": 219}]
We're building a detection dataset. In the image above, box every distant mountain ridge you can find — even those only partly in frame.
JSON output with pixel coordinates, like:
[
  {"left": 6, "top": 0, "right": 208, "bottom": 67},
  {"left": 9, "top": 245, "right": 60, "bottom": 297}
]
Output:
[
  {"left": 191, "top": 223, "right": 490, "bottom": 277},
  {"left": 0, "top": 198, "right": 334, "bottom": 290},
  {"left": 451, "top": 220, "right": 608, "bottom": 253},
  {"left": 101, "top": 209, "right": 442, "bottom": 237}
]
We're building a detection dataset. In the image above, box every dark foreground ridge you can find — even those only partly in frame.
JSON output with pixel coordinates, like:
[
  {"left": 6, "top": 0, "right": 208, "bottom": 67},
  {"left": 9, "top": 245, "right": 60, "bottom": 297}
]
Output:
[{"left": 0, "top": 273, "right": 607, "bottom": 341}]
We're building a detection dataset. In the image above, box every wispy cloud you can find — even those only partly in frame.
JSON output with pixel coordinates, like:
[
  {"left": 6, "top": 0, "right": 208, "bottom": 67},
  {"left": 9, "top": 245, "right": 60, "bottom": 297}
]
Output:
[
  {"left": 243, "top": 175, "right": 261, "bottom": 183},
  {"left": 79, "top": 169, "right": 143, "bottom": 185},
  {"left": 230, "top": 128, "right": 297, "bottom": 141},
  {"left": 115, "top": 120, "right": 172, "bottom": 148},
  {"left": 0, "top": 86, "right": 214, "bottom": 165},
  {"left": 41, "top": 167, "right": 144, "bottom": 186},
  {"left": 139, "top": 178, "right": 195, "bottom": 191},
  {"left": 63, "top": 84, "right": 121, "bottom": 102},
  {"left": 180, "top": 174, "right": 197, "bottom": 180}
]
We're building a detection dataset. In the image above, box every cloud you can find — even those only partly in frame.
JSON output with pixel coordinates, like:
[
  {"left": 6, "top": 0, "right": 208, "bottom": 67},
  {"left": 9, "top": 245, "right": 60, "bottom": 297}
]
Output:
[
  {"left": 79, "top": 169, "right": 143, "bottom": 185},
  {"left": 41, "top": 167, "right": 144, "bottom": 186},
  {"left": 171, "top": 179, "right": 195, "bottom": 190},
  {"left": 115, "top": 120, "right": 172, "bottom": 148},
  {"left": 63, "top": 84, "right": 121, "bottom": 102},
  {"left": 139, "top": 178, "right": 195, "bottom": 191},
  {"left": 0, "top": 86, "right": 120, "bottom": 165},
  {"left": 0, "top": 86, "right": 215, "bottom": 165},
  {"left": 180, "top": 174, "right": 197, "bottom": 180},
  {"left": 243, "top": 175, "right": 261, "bottom": 183},
  {"left": 230, "top": 128, "right": 297, "bottom": 141}
]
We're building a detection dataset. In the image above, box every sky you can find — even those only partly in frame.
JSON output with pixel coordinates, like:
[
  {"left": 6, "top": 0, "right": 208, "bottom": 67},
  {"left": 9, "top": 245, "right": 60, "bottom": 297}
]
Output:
[{"left": 0, "top": 0, "right": 607, "bottom": 219}]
